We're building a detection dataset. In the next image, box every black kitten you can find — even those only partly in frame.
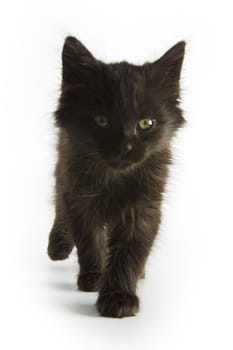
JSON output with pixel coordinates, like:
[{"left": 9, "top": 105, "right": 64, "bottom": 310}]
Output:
[{"left": 48, "top": 36, "right": 185, "bottom": 318}]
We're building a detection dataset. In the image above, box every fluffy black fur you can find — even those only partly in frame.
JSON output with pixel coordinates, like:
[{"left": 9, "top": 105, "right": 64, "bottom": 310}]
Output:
[{"left": 48, "top": 36, "right": 185, "bottom": 317}]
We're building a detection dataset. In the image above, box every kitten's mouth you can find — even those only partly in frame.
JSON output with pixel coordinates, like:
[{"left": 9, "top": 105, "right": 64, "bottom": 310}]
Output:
[
  {"left": 108, "top": 159, "right": 137, "bottom": 172},
  {"left": 105, "top": 152, "right": 143, "bottom": 172}
]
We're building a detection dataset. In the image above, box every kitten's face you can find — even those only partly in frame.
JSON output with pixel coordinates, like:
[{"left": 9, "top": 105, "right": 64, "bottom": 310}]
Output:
[{"left": 56, "top": 37, "right": 185, "bottom": 172}]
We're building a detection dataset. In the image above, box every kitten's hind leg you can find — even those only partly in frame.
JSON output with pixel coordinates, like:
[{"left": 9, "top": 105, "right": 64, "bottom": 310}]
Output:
[
  {"left": 48, "top": 219, "right": 74, "bottom": 261},
  {"left": 72, "top": 220, "right": 106, "bottom": 292},
  {"left": 76, "top": 226, "right": 106, "bottom": 292}
]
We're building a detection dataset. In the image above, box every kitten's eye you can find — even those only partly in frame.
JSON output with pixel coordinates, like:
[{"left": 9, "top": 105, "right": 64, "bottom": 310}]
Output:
[
  {"left": 94, "top": 116, "right": 110, "bottom": 128},
  {"left": 138, "top": 117, "right": 155, "bottom": 131}
]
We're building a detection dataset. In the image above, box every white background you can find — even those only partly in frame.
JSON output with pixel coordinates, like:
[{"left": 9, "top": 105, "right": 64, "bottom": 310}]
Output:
[{"left": 0, "top": 1, "right": 232, "bottom": 349}]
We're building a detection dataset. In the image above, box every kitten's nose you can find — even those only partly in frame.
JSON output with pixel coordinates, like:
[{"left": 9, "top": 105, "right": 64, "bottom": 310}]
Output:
[{"left": 121, "top": 142, "right": 133, "bottom": 159}]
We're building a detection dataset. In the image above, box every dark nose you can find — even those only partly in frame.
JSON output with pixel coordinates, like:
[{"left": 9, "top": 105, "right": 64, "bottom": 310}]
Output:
[{"left": 120, "top": 142, "right": 133, "bottom": 159}]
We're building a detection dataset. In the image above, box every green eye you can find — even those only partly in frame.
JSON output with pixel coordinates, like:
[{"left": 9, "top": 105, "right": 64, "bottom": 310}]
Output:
[
  {"left": 138, "top": 117, "right": 155, "bottom": 130},
  {"left": 94, "top": 116, "right": 110, "bottom": 128}
]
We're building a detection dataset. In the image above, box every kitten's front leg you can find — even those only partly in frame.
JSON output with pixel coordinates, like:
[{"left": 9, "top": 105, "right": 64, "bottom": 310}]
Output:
[
  {"left": 48, "top": 196, "right": 74, "bottom": 261},
  {"left": 48, "top": 220, "right": 74, "bottom": 260},
  {"left": 97, "top": 207, "right": 160, "bottom": 318}
]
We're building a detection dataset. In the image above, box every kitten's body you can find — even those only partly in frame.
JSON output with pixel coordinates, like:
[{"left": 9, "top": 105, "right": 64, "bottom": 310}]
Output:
[{"left": 48, "top": 37, "right": 185, "bottom": 317}]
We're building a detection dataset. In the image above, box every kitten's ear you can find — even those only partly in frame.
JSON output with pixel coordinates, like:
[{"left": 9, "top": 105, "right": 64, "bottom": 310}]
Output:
[
  {"left": 62, "top": 36, "right": 96, "bottom": 83},
  {"left": 151, "top": 41, "right": 186, "bottom": 100}
]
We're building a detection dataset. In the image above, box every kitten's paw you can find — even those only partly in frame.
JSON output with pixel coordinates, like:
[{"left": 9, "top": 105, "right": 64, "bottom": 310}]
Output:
[
  {"left": 96, "top": 292, "right": 139, "bottom": 318},
  {"left": 140, "top": 269, "right": 146, "bottom": 279},
  {"left": 47, "top": 229, "right": 74, "bottom": 261},
  {"left": 78, "top": 272, "right": 102, "bottom": 292}
]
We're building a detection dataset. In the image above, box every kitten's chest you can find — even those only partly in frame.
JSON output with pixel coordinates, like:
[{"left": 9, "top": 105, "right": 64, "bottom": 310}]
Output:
[
  {"left": 82, "top": 176, "right": 151, "bottom": 219},
  {"left": 72, "top": 163, "right": 164, "bottom": 222}
]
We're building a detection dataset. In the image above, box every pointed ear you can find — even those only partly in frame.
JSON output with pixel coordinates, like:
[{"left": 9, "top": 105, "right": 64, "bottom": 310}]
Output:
[
  {"left": 62, "top": 36, "right": 97, "bottom": 84},
  {"left": 151, "top": 41, "right": 186, "bottom": 100}
]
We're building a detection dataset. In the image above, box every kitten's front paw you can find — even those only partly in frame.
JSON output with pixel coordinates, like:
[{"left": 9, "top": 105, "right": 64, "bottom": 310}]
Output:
[
  {"left": 96, "top": 292, "right": 139, "bottom": 318},
  {"left": 47, "top": 228, "right": 74, "bottom": 261},
  {"left": 78, "top": 272, "right": 102, "bottom": 292}
]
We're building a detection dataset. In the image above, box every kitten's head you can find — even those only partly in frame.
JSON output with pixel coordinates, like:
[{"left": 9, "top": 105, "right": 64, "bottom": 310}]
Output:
[{"left": 56, "top": 36, "right": 185, "bottom": 172}]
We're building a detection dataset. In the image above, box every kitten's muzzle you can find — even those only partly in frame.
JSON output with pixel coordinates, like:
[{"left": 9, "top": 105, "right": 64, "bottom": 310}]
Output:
[
  {"left": 107, "top": 142, "right": 135, "bottom": 170},
  {"left": 120, "top": 142, "right": 133, "bottom": 160}
]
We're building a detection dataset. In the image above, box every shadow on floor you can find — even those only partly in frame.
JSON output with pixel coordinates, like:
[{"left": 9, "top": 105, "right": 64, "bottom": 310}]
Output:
[{"left": 45, "top": 260, "right": 99, "bottom": 318}]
